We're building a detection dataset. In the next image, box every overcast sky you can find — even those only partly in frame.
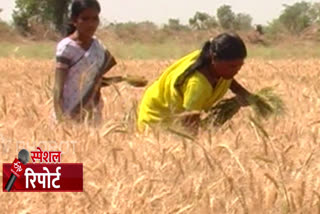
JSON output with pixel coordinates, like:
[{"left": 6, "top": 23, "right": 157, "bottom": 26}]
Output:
[{"left": 1, "top": 0, "right": 318, "bottom": 25}]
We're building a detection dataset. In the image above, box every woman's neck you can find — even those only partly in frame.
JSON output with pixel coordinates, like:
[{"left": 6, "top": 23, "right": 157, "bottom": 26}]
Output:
[
  {"left": 199, "top": 65, "right": 220, "bottom": 88},
  {"left": 200, "top": 65, "right": 220, "bottom": 79},
  {"left": 70, "top": 31, "right": 93, "bottom": 50}
]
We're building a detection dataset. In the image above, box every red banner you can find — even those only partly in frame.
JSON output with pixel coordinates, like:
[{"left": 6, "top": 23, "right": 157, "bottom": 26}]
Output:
[{"left": 3, "top": 163, "right": 83, "bottom": 192}]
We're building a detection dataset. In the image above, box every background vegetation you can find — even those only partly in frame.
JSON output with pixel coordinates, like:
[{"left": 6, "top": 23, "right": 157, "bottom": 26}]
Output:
[{"left": 0, "top": 1, "right": 320, "bottom": 60}]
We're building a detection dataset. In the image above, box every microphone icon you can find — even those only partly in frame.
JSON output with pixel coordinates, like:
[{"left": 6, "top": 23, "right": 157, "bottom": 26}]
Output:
[{"left": 5, "top": 149, "right": 30, "bottom": 192}]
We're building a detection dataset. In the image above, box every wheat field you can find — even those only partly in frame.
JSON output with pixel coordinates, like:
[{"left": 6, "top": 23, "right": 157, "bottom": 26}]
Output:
[{"left": 0, "top": 57, "right": 320, "bottom": 214}]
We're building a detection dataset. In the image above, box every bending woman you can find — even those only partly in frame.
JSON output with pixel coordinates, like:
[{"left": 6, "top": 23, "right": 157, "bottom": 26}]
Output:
[{"left": 138, "top": 32, "right": 251, "bottom": 132}]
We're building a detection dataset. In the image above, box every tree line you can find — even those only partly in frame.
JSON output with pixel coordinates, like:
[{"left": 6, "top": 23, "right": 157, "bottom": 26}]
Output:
[{"left": 6, "top": 0, "right": 320, "bottom": 36}]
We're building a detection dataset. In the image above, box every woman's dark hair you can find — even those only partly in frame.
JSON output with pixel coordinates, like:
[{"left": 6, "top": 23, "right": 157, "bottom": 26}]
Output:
[
  {"left": 175, "top": 32, "right": 247, "bottom": 88},
  {"left": 66, "top": 0, "right": 101, "bottom": 36}
]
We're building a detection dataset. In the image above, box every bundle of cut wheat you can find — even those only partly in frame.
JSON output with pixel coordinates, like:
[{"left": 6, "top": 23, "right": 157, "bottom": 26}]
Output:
[{"left": 204, "top": 87, "right": 285, "bottom": 127}]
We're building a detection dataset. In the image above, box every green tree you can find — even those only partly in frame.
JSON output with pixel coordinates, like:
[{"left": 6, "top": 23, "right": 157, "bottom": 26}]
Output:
[
  {"left": 264, "top": 19, "right": 287, "bottom": 38},
  {"left": 189, "top": 12, "right": 218, "bottom": 30},
  {"left": 13, "top": 0, "right": 70, "bottom": 34},
  {"left": 234, "top": 13, "right": 253, "bottom": 31},
  {"left": 217, "top": 5, "right": 235, "bottom": 30},
  {"left": 309, "top": 2, "right": 320, "bottom": 24},
  {"left": 164, "top": 18, "right": 189, "bottom": 31},
  {"left": 279, "top": 1, "right": 313, "bottom": 34}
]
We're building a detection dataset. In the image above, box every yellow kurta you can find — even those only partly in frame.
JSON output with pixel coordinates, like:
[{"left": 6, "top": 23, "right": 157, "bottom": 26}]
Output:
[{"left": 138, "top": 50, "right": 232, "bottom": 131}]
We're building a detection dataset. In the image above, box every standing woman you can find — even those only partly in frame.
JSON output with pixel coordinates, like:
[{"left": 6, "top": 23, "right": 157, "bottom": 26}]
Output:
[
  {"left": 53, "top": 0, "right": 116, "bottom": 123},
  {"left": 138, "top": 33, "right": 251, "bottom": 132}
]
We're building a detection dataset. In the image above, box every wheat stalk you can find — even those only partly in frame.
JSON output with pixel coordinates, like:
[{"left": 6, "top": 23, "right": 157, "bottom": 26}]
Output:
[{"left": 101, "top": 75, "right": 148, "bottom": 87}]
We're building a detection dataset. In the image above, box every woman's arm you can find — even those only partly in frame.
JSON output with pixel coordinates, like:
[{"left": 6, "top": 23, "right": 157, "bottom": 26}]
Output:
[
  {"left": 98, "top": 51, "right": 117, "bottom": 89},
  {"left": 101, "top": 50, "right": 117, "bottom": 76},
  {"left": 180, "top": 75, "right": 210, "bottom": 134},
  {"left": 53, "top": 68, "right": 67, "bottom": 121},
  {"left": 230, "top": 79, "right": 251, "bottom": 106},
  {"left": 105, "top": 54, "right": 117, "bottom": 73}
]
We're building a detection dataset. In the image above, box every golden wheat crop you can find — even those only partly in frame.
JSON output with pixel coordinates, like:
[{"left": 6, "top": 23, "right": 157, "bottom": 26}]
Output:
[{"left": 0, "top": 57, "right": 320, "bottom": 213}]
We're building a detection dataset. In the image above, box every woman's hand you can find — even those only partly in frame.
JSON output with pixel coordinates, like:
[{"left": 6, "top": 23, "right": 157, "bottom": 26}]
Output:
[
  {"left": 235, "top": 94, "right": 250, "bottom": 106},
  {"left": 54, "top": 102, "right": 65, "bottom": 122},
  {"left": 176, "top": 111, "right": 201, "bottom": 135},
  {"left": 230, "top": 79, "right": 251, "bottom": 107},
  {"left": 53, "top": 68, "right": 67, "bottom": 122}
]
